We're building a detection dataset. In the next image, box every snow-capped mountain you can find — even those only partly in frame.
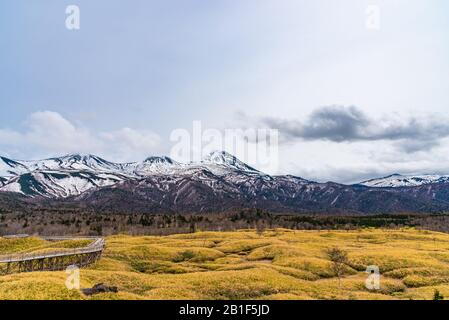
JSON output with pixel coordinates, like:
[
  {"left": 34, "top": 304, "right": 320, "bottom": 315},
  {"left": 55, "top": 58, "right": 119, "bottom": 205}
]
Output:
[
  {"left": 0, "top": 154, "right": 137, "bottom": 198},
  {"left": 0, "top": 154, "right": 135, "bottom": 197},
  {"left": 2, "top": 152, "right": 449, "bottom": 214},
  {"left": 202, "top": 151, "right": 259, "bottom": 173},
  {"left": 0, "top": 151, "right": 267, "bottom": 198},
  {"left": 1, "top": 154, "right": 126, "bottom": 176},
  {"left": 360, "top": 174, "right": 449, "bottom": 188},
  {"left": 0, "top": 171, "right": 130, "bottom": 198}
]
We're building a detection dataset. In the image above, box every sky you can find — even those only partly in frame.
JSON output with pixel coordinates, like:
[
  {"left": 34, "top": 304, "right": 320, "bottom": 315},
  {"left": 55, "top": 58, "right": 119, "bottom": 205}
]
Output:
[{"left": 0, "top": 0, "right": 448, "bottom": 183}]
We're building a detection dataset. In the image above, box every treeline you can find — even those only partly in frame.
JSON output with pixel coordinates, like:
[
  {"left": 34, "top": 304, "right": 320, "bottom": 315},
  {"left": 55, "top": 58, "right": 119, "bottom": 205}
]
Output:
[{"left": 1, "top": 209, "right": 449, "bottom": 236}]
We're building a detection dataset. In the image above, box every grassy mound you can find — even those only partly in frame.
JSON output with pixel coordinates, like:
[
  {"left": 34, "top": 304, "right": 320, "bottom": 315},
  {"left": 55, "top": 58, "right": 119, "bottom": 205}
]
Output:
[{"left": 2, "top": 228, "right": 449, "bottom": 300}]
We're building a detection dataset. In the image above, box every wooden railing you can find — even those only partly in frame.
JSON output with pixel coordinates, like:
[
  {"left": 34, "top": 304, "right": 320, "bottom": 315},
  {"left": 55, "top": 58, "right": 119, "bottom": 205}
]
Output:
[{"left": 0, "top": 237, "right": 105, "bottom": 264}]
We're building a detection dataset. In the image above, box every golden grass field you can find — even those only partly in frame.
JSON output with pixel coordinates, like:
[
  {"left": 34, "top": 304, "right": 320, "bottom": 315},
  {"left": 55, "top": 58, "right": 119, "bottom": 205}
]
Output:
[{"left": 1, "top": 228, "right": 449, "bottom": 300}]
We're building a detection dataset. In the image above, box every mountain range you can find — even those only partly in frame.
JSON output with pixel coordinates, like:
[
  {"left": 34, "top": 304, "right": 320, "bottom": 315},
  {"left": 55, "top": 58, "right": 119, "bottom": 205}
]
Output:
[{"left": 2, "top": 151, "right": 449, "bottom": 214}]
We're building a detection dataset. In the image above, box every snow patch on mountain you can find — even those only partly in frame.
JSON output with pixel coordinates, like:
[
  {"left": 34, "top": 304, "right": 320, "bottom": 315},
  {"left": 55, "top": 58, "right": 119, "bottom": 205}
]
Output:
[
  {"left": 0, "top": 156, "right": 29, "bottom": 177},
  {"left": 23, "top": 154, "right": 128, "bottom": 173},
  {"left": 202, "top": 151, "right": 259, "bottom": 173},
  {"left": 1, "top": 170, "right": 127, "bottom": 198},
  {"left": 134, "top": 156, "right": 183, "bottom": 176},
  {"left": 360, "top": 174, "right": 449, "bottom": 188},
  {"left": 0, "top": 181, "right": 22, "bottom": 193}
]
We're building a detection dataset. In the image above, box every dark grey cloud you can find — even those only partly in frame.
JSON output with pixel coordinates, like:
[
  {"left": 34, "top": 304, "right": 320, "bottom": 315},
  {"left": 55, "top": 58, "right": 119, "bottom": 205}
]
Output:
[{"left": 255, "top": 106, "right": 449, "bottom": 152}]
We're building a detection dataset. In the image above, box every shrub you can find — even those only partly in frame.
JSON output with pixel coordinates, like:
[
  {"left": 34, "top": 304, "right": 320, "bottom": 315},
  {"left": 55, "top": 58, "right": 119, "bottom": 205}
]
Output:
[
  {"left": 434, "top": 289, "right": 444, "bottom": 300},
  {"left": 173, "top": 250, "right": 196, "bottom": 262}
]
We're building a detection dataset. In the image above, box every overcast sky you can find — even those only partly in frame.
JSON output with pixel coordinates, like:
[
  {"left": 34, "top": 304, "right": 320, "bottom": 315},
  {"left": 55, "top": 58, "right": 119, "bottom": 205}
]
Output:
[{"left": 1, "top": 0, "right": 448, "bottom": 183}]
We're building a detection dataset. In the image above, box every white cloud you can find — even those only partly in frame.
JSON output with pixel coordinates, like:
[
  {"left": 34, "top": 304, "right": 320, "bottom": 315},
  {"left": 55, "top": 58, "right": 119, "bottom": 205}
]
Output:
[
  {"left": 0, "top": 129, "right": 22, "bottom": 144},
  {"left": 24, "top": 111, "right": 101, "bottom": 154},
  {"left": 0, "top": 111, "right": 162, "bottom": 162},
  {"left": 233, "top": 107, "right": 449, "bottom": 183},
  {"left": 2, "top": 110, "right": 449, "bottom": 184},
  {"left": 277, "top": 138, "right": 449, "bottom": 184},
  {"left": 100, "top": 128, "right": 161, "bottom": 161}
]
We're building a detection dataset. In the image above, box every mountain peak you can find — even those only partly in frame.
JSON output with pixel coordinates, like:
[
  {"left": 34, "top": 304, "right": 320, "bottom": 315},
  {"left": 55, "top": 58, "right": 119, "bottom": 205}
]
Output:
[
  {"left": 144, "top": 156, "right": 176, "bottom": 164},
  {"left": 59, "top": 153, "right": 102, "bottom": 160},
  {"left": 203, "top": 151, "right": 237, "bottom": 163},
  {"left": 0, "top": 156, "right": 30, "bottom": 177},
  {"left": 202, "top": 151, "right": 258, "bottom": 172},
  {"left": 386, "top": 173, "right": 403, "bottom": 178}
]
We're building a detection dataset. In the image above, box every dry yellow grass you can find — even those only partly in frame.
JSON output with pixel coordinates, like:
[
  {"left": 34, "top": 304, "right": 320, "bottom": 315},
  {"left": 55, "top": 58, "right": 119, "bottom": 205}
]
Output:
[
  {"left": 0, "top": 237, "right": 92, "bottom": 255},
  {"left": 1, "top": 228, "right": 449, "bottom": 300}
]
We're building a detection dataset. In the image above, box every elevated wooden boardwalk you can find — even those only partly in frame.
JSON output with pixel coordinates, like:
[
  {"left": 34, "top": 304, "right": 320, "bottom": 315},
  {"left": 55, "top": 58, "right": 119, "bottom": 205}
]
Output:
[{"left": 0, "top": 237, "right": 105, "bottom": 274}]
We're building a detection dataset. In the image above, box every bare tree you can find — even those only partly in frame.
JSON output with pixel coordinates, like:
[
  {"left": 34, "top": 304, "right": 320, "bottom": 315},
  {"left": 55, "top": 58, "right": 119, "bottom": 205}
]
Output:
[
  {"left": 256, "top": 222, "right": 266, "bottom": 236},
  {"left": 326, "top": 247, "right": 348, "bottom": 288}
]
